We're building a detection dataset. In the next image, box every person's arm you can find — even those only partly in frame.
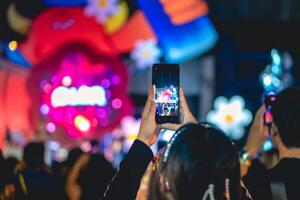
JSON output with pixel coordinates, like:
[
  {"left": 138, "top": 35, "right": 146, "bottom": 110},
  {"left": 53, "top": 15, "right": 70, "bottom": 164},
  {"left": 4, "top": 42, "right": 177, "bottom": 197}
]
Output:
[
  {"left": 240, "top": 106, "right": 273, "bottom": 199},
  {"left": 104, "top": 86, "right": 158, "bottom": 200},
  {"left": 241, "top": 106, "right": 267, "bottom": 177},
  {"left": 66, "top": 154, "right": 89, "bottom": 200},
  {"left": 103, "top": 140, "right": 153, "bottom": 200},
  {"left": 104, "top": 86, "right": 197, "bottom": 200}
]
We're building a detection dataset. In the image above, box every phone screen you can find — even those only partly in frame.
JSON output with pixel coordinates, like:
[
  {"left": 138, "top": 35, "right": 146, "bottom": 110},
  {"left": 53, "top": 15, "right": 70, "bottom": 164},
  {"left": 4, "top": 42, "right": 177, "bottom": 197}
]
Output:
[
  {"left": 264, "top": 94, "right": 276, "bottom": 126},
  {"left": 152, "top": 64, "right": 180, "bottom": 124}
]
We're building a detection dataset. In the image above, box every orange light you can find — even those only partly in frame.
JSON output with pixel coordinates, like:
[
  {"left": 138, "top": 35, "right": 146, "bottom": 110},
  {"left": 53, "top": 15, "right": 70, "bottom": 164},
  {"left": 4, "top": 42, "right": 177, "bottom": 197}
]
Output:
[{"left": 160, "top": 0, "right": 208, "bottom": 25}]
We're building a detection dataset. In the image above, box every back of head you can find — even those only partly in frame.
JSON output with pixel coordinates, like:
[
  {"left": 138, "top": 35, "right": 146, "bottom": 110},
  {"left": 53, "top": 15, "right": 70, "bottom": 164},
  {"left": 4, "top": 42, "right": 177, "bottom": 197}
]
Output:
[
  {"left": 149, "top": 123, "right": 240, "bottom": 200},
  {"left": 23, "top": 142, "right": 45, "bottom": 169},
  {"left": 79, "top": 153, "right": 115, "bottom": 200},
  {"left": 67, "top": 147, "right": 83, "bottom": 168},
  {"left": 272, "top": 87, "right": 300, "bottom": 148}
]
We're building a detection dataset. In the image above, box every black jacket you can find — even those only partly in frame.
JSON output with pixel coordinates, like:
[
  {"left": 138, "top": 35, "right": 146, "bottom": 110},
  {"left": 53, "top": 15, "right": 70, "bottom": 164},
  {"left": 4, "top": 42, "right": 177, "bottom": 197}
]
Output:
[
  {"left": 104, "top": 140, "right": 252, "bottom": 200},
  {"left": 244, "top": 158, "right": 300, "bottom": 200},
  {"left": 103, "top": 140, "right": 153, "bottom": 200}
]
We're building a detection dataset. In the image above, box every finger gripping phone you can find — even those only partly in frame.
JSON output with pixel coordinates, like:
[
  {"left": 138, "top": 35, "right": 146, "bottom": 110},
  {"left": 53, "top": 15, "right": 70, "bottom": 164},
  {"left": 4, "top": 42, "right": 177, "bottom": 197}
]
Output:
[{"left": 152, "top": 64, "right": 180, "bottom": 124}]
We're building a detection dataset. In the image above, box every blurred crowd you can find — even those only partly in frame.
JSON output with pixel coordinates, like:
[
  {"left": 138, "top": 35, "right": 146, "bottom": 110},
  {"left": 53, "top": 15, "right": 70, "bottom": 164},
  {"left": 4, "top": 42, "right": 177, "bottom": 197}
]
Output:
[
  {"left": 0, "top": 141, "right": 115, "bottom": 200},
  {"left": 1, "top": 86, "right": 300, "bottom": 200}
]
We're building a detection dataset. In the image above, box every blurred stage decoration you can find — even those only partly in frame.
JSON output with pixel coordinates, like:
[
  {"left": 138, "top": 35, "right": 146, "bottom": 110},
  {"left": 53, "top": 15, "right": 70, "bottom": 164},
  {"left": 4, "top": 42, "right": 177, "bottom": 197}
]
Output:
[
  {"left": 84, "top": 0, "right": 119, "bottom": 24},
  {"left": 101, "top": 115, "right": 174, "bottom": 166},
  {"left": 1, "top": 0, "right": 218, "bottom": 146},
  {"left": 4, "top": 40, "right": 30, "bottom": 67},
  {"left": 130, "top": 39, "right": 161, "bottom": 70},
  {"left": 207, "top": 96, "right": 253, "bottom": 140},
  {"left": 259, "top": 49, "right": 294, "bottom": 151},
  {"left": 0, "top": 58, "right": 33, "bottom": 149},
  {"left": 260, "top": 49, "right": 294, "bottom": 93},
  {"left": 101, "top": 115, "right": 141, "bottom": 166},
  {"left": 45, "top": 0, "right": 87, "bottom": 6},
  {"left": 28, "top": 43, "right": 133, "bottom": 138},
  {"left": 5, "top": 0, "right": 217, "bottom": 66},
  {"left": 136, "top": 0, "right": 218, "bottom": 63}
]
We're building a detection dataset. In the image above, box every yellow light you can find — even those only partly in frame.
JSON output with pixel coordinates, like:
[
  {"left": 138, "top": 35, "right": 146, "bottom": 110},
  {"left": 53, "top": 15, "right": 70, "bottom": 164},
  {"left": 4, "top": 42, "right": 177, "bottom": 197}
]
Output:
[
  {"left": 74, "top": 115, "right": 91, "bottom": 132},
  {"left": 8, "top": 40, "right": 18, "bottom": 51},
  {"left": 225, "top": 114, "right": 234, "bottom": 123}
]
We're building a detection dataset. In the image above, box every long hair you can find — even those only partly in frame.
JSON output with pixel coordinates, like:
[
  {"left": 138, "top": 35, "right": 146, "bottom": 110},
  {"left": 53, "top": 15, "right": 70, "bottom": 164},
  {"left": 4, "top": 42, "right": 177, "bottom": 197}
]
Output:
[{"left": 148, "top": 123, "right": 241, "bottom": 200}]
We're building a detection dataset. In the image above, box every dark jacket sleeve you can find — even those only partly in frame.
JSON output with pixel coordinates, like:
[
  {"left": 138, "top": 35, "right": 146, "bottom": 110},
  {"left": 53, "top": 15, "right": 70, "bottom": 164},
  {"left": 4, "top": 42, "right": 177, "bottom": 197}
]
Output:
[
  {"left": 103, "top": 139, "right": 154, "bottom": 200},
  {"left": 243, "top": 159, "right": 273, "bottom": 200}
]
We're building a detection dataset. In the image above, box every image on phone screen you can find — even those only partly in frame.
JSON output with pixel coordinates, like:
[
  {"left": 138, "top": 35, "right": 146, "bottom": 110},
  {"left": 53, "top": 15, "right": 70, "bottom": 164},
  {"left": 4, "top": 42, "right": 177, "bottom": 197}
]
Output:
[
  {"left": 155, "top": 85, "right": 179, "bottom": 117},
  {"left": 152, "top": 64, "right": 179, "bottom": 123}
]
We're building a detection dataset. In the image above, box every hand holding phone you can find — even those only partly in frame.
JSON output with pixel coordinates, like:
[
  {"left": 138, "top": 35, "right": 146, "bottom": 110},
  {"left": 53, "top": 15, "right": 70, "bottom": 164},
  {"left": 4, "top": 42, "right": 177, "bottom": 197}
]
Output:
[
  {"left": 137, "top": 86, "right": 161, "bottom": 147},
  {"left": 161, "top": 88, "right": 197, "bottom": 131},
  {"left": 152, "top": 64, "right": 180, "bottom": 124},
  {"left": 264, "top": 93, "right": 276, "bottom": 127}
]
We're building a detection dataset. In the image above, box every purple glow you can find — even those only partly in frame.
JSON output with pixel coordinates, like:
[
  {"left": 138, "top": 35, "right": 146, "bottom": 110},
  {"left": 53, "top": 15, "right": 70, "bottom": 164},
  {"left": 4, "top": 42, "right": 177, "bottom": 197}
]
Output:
[
  {"left": 100, "top": 118, "right": 109, "bottom": 126},
  {"left": 43, "top": 83, "right": 51, "bottom": 93},
  {"left": 40, "top": 104, "right": 50, "bottom": 115},
  {"left": 106, "top": 90, "right": 111, "bottom": 98},
  {"left": 51, "top": 75, "right": 60, "bottom": 84},
  {"left": 39, "top": 51, "right": 132, "bottom": 138},
  {"left": 112, "top": 98, "right": 122, "bottom": 109},
  {"left": 101, "top": 79, "right": 111, "bottom": 88},
  {"left": 40, "top": 80, "right": 48, "bottom": 89},
  {"left": 46, "top": 122, "right": 56, "bottom": 133},
  {"left": 96, "top": 108, "right": 107, "bottom": 118},
  {"left": 111, "top": 75, "right": 121, "bottom": 85}
]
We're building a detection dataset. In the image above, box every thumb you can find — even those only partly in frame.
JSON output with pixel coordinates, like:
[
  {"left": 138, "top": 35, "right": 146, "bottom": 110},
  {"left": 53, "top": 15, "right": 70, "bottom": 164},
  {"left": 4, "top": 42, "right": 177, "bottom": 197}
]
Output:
[
  {"left": 149, "top": 100, "right": 157, "bottom": 118},
  {"left": 180, "top": 88, "right": 189, "bottom": 111}
]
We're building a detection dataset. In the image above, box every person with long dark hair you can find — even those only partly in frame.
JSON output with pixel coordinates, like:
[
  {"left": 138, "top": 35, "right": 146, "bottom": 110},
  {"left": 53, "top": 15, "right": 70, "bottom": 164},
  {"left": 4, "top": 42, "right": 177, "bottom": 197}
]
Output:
[{"left": 103, "top": 86, "right": 252, "bottom": 200}]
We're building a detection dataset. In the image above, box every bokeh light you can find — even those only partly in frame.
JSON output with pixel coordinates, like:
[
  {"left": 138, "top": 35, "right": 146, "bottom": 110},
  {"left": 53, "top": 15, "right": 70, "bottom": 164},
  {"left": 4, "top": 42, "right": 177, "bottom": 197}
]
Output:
[
  {"left": 81, "top": 141, "right": 92, "bottom": 152},
  {"left": 112, "top": 98, "right": 122, "bottom": 109},
  {"left": 207, "top": 96, "right": 252, "bottom": 140},
  {"left": 62, "top": 76, "right": 72, "bottom": 86},
  {"left": 8, "top": 40, "right": 18, "bottom": 51},
  {"left": 46, "top": 122, "right": 56, "bottom": 133},
  {"left": 74, "top": 115, "right": 91, "bottom": 132},
  {"left": 40, "top": 104, "right": 50, "bottom": 115}
]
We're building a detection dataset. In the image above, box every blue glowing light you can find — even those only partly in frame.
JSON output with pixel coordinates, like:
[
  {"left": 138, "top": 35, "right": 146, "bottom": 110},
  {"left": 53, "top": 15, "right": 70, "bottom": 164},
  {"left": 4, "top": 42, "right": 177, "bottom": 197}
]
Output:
[
  {"left": 271, "top": 49, "right": 281, "bottom": 67},
  {"left": 136, "top": 0, "right": 218, "bottom": 63},
  {"left": 263, "top": 139, "right": 273, "bottom": 152},
  {"left": 4, "top": 43, "right": 31, "bottom": 68},
  {"left": 263, "top": 75, "right": 272, "bottom": 87}
]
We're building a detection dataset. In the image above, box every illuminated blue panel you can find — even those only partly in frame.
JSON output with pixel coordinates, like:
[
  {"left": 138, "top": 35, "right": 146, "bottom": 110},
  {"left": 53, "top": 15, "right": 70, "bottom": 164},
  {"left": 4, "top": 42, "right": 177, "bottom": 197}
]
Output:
[
  {"left": 44, "top": 0, "right": 87, "bottom": 6},
  {"left": 4, "top": 45, "right": 31, "bottom": 68},
  {"left": 136, "top": 0, "right": 218, "bottom": 63}
]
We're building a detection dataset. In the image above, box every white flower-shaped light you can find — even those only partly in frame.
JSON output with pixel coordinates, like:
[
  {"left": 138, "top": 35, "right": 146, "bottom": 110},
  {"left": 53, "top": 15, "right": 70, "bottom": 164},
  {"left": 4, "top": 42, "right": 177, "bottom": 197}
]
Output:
[
  {"left": 84, "top": 0, "right": 119, "bottom": 24},
  {"left": 131, "top": 39, "right": 161, "bottom": 70},
  {"left": 207, "top": 96, "right": 252, "bottom": 140},
  {"left": 120, "top": 116, "right": 141, "bottom": 150}
]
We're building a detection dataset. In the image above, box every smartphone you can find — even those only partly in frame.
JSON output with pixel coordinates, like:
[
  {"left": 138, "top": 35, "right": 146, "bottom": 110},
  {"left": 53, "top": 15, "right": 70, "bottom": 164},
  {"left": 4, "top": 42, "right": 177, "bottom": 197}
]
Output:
[
  {"left": 152, "top": 64, "right": 180, "bottom": 124},
  {"left": 264, "top": 93, "right": 276, "bottom": 127}
]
